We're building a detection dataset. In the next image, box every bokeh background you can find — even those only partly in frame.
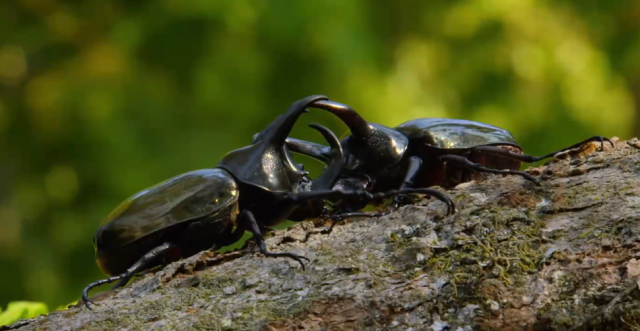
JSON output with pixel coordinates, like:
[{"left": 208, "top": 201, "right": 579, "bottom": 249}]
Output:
[{"left": 1, "top": 0, "right": 639, "bottom": 310}]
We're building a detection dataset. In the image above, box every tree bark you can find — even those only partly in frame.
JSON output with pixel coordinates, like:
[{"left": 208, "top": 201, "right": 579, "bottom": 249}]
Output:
[{"left": 4, "top": 137, "right": 640, "bottom": 331}]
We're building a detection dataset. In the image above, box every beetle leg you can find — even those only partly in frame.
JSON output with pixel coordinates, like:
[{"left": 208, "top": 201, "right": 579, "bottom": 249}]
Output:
[
  {"left": 216, "top": 222, "right": 249, "bottom": 248},
  {"left": 321, "top": 210, "right": 391, "bottom": 235},
  {"left": 82, "top": 242, "right": 176, "bottom": 310},
  {"left": 472, "top": 136, "right": 614, "bottom": 163},
  {"left": 292, "top": 186, "right": 457, "bottom": 235},
  {"left": 112, "top": 265, "right": 163, "bottom": 289},
  {"left": 111, "top": 278, "right": 130, "bottom": 290},
  {"left": 110, "top": 266, "right": 159, "bottom": 289},
  {"left": 440, "top": 154, "right": 541, "bottom": 186},
  {"left": 390, "top": 156, "right": 423, "bottom": 210},
  {"left": 239, "top": 210, "right": 310, "bottom": 270},
  {"left": 286, "top": 187, "right": 455, "bottom": 216},
  {"left": 535, "top": 135, "right": 614, "bottom": 159}
]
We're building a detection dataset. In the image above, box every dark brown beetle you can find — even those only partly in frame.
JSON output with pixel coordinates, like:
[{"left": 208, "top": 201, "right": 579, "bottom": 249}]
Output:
[
  {"left": 285, "top": 100, "right": 612, "bottom": 218},
  {"left": 82, "top": 95, "right": 455, "bottom": 309}
]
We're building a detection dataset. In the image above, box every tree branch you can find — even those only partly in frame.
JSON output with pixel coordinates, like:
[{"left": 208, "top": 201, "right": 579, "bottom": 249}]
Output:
[{"left": 5, "top": 137, "right": 640, "bottom": 331}]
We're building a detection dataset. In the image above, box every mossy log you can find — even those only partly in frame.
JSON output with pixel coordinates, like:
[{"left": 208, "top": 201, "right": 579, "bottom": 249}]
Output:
[{"left": 5, "top": 137, "right": 640, "bottom": 331}]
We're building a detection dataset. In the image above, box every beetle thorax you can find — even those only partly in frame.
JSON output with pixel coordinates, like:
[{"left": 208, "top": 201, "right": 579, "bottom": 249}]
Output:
[{"left": 343, "top": 126, "right": 407, "bottom": 177}]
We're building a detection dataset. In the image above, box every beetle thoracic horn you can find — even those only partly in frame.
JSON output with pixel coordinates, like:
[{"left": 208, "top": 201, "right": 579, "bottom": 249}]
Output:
[
  {"left": 310, "top": 100, "right": 371, "bottom": 138},
  {"left": 255, "top": 95, "right": 329, "bottom": 148},
  {"left": 307, "top": 123, "right": 343, "bottom": 191}
]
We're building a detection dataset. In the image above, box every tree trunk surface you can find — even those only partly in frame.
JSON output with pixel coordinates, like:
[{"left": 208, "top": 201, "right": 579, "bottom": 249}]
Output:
[{"left": 5, "top": 137, "right": 640, "bottom": 331}]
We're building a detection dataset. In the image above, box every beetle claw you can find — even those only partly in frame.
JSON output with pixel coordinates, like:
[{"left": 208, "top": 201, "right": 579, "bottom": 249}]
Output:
[
  {"left": 522, "top": 173, "right": 541, "bottom": 186},
  {"left": 262, "top": 252, "right": 310, "bottom": 271},
  {"left": 601, "top": 137, "right": 615, "bottom": 151},
  {"left": 81, "top": 283, "right": 100, "bottom": 310},
  {"left": 532, "top": 177, "right": 541, "bottom": 186},
  {"left": 82, "top": 296, "right": 96, "bottom": 310}
]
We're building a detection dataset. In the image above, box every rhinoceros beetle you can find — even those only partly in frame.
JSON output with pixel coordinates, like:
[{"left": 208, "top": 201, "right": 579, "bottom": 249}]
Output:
[
  {"left": 285, "top": 99, "right": 612, "bottom": 218},
  {"left": 82, "top": 95, "right": 455, "bottom": 309}
]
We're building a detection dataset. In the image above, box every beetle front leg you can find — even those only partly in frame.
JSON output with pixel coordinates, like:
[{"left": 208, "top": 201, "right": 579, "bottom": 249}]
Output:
[
  {"left": 239, "top": 210, "right": 310, "bottom": 270},
  {"left": 440, "top": 154, "right": 541, "bottom": 186},
  {"left": 82, "top": 242, "right": 176, "bottom": 310},
  {"left": 390, "top": 156, "right": 423, "bottom": 210},
  {"left": 286, "top": 187, "right": 455, "bottom": 216},
  {"left": 288, "top": 186, "right": 455, "bottom": 235}
]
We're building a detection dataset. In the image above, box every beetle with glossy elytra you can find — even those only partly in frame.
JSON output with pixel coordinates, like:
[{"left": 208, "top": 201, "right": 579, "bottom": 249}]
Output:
[
  {"left": 82, "top": 95, "right": 455, "bottom": 309},
  {"left": 285, "top": 99, "right": 612, "bottom": 219}
]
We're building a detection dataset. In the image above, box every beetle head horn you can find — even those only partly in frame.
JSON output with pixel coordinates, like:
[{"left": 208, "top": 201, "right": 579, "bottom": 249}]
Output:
[{"left": 308, "top": 100, "right": 371, "bottom": 138}]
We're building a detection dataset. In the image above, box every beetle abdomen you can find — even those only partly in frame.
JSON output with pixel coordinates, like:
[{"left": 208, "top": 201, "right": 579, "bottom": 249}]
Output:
[
  {"left": 93, "top": 168, "right": 240, "bottom": 275},
  {"left": 96, "top": 169, "right": 238, "bottom": 247},
  {"left": 95, "top": 204, "right": 239, "bottom": 276}
]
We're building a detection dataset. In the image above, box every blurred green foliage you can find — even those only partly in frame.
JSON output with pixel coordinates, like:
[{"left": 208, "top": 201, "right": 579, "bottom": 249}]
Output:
[
  {"left": 0, "top": 0, "right": 638, "bottom": 310},
  {"left": 0, "top": 301, "right": 49, "bottom": 326}
]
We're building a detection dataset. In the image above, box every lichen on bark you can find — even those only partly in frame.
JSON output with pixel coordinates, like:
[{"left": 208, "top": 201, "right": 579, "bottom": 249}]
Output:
[{"left": 5, "top": 137, "right": 640, "bottom": 331}]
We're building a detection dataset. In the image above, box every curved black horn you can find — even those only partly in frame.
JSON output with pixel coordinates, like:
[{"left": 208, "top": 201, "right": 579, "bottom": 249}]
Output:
[
  {"left": 285, "top": 137, "right": 332, "bottom": 164},
  {"left": 309, "top": 100, "right": 371, "bottom": 138},
  {"left": 218, "top": 95, "right": 328, "bottom": 192},
  {"left": 307, "top": 123, "right": 343, "bottom": 191}
]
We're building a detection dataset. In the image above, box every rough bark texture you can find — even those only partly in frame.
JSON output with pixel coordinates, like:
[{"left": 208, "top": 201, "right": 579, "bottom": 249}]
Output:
[{"left": 5, "top": 137, "right": 640, "bottom": 331}]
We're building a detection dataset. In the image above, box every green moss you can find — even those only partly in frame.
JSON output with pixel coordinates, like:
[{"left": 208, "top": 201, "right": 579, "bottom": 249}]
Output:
[
  {"left": 418, "top": 198, "right": 548, "bottom": 311},
  {"left": 578, "top": 228, "right": 593, "bottom": 239}
]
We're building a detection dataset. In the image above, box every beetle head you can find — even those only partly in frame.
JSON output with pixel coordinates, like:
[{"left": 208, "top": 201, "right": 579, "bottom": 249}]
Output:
[{"left": 308, "top": 100, "right": 408, "bottom": 177}]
